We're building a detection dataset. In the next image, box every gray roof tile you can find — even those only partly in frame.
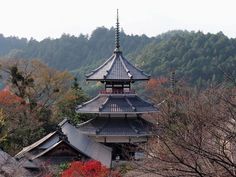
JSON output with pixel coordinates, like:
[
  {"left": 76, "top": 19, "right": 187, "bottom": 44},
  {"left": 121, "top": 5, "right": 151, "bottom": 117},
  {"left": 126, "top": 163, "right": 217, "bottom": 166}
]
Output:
[
  {"left": 61, "top": 120, "right": 112, "bottom": 167},
  {"left": 78, "top": 117, "right": 153, "bottom": 136},
  {"left": 86, "top": 52, "right": 150, "bottom": 81},
  {"left": 15, "top": 132, "right": 57, "bottom": 159},
  {"left": 76, "top": 94, "right": 158, "bottom": 114},
  {"left": 15, "top": 119, "right": 112, "bottom": 168}
]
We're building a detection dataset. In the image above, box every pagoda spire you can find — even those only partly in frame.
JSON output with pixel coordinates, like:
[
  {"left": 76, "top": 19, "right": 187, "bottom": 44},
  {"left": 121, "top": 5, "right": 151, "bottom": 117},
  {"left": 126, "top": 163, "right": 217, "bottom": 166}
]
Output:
[{"left": 115, "top": 9, "right": 120, "bottom": 52}]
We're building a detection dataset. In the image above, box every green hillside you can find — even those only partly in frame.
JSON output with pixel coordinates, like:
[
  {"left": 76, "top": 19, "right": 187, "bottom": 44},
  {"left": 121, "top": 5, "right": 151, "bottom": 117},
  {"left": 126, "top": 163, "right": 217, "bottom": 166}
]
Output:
[
  {"left": 133, "top": 31, "right": 236, "bottom": 86},
  {"left": 0, "top": 34, "right": 27, "bottom": 56},
  {"left": 0, "top": 29, "right": 235, "bottom": 89},
  {"left": 7, "top": 27, "right": 154, "bottom": 72}
]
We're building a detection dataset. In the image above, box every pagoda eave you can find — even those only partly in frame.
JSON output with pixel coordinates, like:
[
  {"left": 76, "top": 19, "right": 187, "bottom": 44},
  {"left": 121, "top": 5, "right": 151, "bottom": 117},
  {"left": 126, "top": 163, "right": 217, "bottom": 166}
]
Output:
[
  {"left": 93, "top": 136, "right": 149, "bottom": 143},
  {"left": 79, "top": 133, "right": 152, "bottom": 137},
  {"left": 76, "top": 94, "right": 158, "bottom": 114},
  {"left": 77, "top": 117, "right": 154, "bottom": 140},
  {"left": 86, "top": 78, "right": 150, "bottom": 82},
  {"left": 77, "top": 111, "right": 158, "bottom": 114}
]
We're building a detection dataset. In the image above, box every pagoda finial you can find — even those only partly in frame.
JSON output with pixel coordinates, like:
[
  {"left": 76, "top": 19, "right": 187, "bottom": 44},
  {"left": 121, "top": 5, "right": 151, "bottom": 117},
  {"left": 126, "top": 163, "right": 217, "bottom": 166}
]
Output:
[{"left": 115, "top": 9, "right": 120, "bottom": 52}]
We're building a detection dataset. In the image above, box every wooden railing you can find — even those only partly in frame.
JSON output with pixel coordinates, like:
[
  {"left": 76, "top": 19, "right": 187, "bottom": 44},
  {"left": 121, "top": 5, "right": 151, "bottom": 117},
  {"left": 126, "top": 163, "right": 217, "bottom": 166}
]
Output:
[{"left": 99, "top": 90, "right": 135, "bottom": 94}]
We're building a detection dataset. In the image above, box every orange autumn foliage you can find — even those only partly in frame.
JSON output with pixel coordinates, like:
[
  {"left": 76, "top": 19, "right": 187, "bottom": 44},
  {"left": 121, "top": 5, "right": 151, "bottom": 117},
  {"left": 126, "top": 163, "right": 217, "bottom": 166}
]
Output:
[
  {"left": 147, "top": 77, "right": 168, "bottom": 90},
  {"left": 0, "top": 87, "right": 23, "bottom": 105}
]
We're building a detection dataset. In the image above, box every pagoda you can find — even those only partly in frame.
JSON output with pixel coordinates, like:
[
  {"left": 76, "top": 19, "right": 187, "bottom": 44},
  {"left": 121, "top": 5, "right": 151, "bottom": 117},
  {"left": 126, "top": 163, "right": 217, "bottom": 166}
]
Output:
[{"left": 76, "top": 10, "right": 158, "bottom": 160}]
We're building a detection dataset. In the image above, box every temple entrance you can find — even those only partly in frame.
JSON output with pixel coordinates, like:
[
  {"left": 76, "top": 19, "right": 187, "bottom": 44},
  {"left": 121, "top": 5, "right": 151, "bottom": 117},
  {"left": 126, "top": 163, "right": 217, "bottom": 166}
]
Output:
[{"left": 105, "top": 143, "right": 139, "bottom": 161}]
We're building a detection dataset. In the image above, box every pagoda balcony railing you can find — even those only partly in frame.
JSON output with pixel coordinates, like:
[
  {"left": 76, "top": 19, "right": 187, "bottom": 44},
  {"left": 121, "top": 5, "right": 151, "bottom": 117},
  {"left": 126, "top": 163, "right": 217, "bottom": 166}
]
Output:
[{"left": 99, "top": 90, "right": 135, "bottom": 94}]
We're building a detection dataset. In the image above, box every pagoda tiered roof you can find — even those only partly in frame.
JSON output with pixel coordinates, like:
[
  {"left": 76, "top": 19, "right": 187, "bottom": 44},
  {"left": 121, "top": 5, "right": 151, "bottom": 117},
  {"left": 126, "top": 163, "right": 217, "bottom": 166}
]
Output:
[
  {"left": 76, "top": 94, "right": 158, "bottom": 114},
  {"left": 78, "top": 117, "right": 153, "bottom": 137},
  {"left": 76, "top": 10, "right": 158, "bottom": 142},
  {"left": 86, "top": 51, "right": 150, "bottom": 81}
]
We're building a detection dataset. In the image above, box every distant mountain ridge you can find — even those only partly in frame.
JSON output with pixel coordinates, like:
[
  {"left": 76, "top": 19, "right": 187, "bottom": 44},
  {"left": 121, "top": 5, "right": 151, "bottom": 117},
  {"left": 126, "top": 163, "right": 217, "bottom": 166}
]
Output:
[
  {"left": 0, "top": 29, "right": 235, "bottom": 87},
  {"left": 0, "top": 34, "right": 27, "bottom": 56},
  {"left": 0, "top": 27, "right": 154, "bottom": 70}
]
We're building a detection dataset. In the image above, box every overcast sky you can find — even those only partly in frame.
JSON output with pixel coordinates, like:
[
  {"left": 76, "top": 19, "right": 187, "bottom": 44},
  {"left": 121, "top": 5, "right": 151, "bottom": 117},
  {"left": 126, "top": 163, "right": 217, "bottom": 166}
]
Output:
[{"left": 1, "top": 0, "right": 236, "bottom": 40}]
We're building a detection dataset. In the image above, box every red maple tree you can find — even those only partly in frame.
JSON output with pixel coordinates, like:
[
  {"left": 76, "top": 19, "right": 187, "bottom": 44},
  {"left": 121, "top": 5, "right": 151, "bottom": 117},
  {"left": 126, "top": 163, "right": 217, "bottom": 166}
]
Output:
[
  {"left": 0, "top": 86, "right": 23, "bottom": 105},
  {"left": 61, "top": 160, "right": 121, "bottom": 177}
]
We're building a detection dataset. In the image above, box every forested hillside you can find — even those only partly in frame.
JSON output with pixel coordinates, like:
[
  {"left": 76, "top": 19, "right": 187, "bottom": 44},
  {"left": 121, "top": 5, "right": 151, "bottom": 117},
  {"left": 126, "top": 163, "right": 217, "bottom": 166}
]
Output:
[
  {"left": 133, "top": 31, "right": 236, "bottom": 86},
  {"left": 0, "top": 29, "right": 235, "bottom": 87},
  {"left": 2, "top": 27, "right": 153, "bottom": 71},
  {"left": 0, "top": 34, "right": 27, "bottom": 56}
]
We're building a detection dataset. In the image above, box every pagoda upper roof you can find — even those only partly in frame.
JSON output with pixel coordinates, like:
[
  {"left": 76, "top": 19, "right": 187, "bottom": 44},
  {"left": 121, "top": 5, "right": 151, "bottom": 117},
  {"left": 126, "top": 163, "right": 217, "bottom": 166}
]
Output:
[
  {"left": 86, "top": 51, "right": 150, "bottom": 81},
  {"left": 86, "top": 10, "right": 150, "bottom": 81},
  {"left": 76, "top": 94, "right": 158, "bottom": 114}
]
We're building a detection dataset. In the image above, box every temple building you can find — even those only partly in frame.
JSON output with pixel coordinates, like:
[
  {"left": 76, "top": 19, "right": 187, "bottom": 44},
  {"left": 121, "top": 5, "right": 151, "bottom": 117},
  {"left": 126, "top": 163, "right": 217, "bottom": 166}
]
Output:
[
  {"left": 15, "top": 10, "right": 158, "bottom": 170},
  {"left": 76, "top": 10, "right": 158, "bottom": 160},
  {"left": 15, "top": 119, "right": 112, "bottom": 168}
]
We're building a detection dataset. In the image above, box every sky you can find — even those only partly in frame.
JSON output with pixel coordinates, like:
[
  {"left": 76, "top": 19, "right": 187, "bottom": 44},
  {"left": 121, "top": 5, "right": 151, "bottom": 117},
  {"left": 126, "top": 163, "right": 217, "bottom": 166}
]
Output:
[{"left": 1, "top": 0, "right": 236, "bottom": 40}]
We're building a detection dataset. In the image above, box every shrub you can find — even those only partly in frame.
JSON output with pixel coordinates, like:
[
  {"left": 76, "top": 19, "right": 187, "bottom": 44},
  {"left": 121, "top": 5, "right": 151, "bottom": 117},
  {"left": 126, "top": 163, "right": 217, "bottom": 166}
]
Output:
[{"left": 61, "top": 160, "right": 121, "bottom": 177}]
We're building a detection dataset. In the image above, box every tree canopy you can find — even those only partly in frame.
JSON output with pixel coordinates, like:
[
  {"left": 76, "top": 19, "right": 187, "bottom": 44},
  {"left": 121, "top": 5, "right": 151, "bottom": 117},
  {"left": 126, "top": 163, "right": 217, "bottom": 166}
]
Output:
[{"left": 0, "top": 60, "right": 87, "bottom": 154}]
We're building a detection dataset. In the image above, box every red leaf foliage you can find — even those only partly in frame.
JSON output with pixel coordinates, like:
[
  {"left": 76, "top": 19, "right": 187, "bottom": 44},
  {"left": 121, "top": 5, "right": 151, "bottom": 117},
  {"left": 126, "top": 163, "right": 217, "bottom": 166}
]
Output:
[
  {"left": 0, "top": 86, "right": 23, "bottom": 105},
  {"left": 61, "top": 160, "right": 121, "bottom": 177}
]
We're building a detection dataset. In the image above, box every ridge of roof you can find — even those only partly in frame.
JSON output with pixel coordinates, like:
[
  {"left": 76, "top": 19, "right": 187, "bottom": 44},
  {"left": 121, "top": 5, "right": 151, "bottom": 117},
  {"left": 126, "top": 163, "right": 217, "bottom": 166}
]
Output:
[
  {"left": 58, "top": 118, "right": 68, "bottom": 127},
  {"left": 60, "top": 121, "right": 112, "bottom": 167},
  {"left": 119, "top": 54, "right": 133, "bottom": 79},
  {"left": 31, "top": 140, "right": 63, "bottom": 160},
  {"left": 126, "top": 118, "right": 140, "bottom": 134},
  {"left": 77, "top": 94, "right": 101, "bottom": 109},
  {"left": 85, "top": 54, "right": 115, "bottom": 78},
  {"left": 125, "top": 97, "right": 136, "bottom": 111},
  {"left": 16, "top": 118, "right": 68, "bottom": 158},
  {"left": 103, "top": 54, "right": 117, "bottom": 79},
  {"left": 99, "top": 97, "right": 109, "bottom": 111},
  {"left": 122, "top": 54, "right": 151, "bottom": 78},
  {"left": 15, "top": 131, "right": 57, "bottom": 159},
  {"left": 95, "top": 118, "right": 110, "bottom": 134}
]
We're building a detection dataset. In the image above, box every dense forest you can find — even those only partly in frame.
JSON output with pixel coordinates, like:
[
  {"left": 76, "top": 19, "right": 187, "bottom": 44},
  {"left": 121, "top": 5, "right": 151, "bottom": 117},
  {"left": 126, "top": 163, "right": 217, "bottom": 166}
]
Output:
[
  {"left": 0, "top": 28, "right": 236, "bottom": 88},
  {"left": 133, "top": 31, "right": 236, "bottom": 87}
]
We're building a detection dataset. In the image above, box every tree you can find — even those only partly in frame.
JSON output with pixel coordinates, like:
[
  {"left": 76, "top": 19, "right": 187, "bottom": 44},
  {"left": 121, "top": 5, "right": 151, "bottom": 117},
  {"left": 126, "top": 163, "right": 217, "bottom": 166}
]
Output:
[
  {"left": 135, "top": 78, "right": 236, "bottom": 177},
  {"left": 56, "top": 76, "right": 89, "bottom": 124},
  {"left": 0, "top": 59, "right": 85, "bottom": 154},
  {"left": 61, "top": 160, "right": 121, "bottom": 177}
]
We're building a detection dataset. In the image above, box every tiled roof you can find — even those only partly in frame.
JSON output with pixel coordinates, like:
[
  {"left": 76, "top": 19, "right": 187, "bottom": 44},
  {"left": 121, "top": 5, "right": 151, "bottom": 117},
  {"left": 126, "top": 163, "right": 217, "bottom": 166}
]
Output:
[
  {"left": 15, "top": 119, "right": 112, "bottom": 168},
  {"left": 86, "top": 51, "right": 150, "bottom": 81},
  {"left": 60, "top": 119, "right": 112, "bottom": 167},
  {"left": 15, "top": 132, "right": 57, "bottom": 159},
  {"left": 77, "top": 117, "right": 153, "bottom": 136},
  {"left": 76, "top": 94, "right": 158, "bottom": 114}
]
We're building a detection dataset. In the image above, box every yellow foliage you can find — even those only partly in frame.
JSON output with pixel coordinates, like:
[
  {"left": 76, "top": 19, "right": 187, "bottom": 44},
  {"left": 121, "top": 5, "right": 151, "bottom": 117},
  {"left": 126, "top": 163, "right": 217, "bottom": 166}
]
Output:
[{"left": 0, "top": 108, "right": 5, "bottom": 127}]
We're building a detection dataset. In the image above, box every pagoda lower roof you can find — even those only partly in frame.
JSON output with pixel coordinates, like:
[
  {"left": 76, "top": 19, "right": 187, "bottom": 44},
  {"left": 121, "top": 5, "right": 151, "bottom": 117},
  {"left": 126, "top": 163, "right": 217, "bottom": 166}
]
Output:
[
  {"left": 76, "top": 94, "right": 158, "bottom": 114},
  {"left": 77, "top": 117, "right": 153, "bottom": 136},
  {"left": 85, "top": 51, "right": 150, "bottom": 81}
]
